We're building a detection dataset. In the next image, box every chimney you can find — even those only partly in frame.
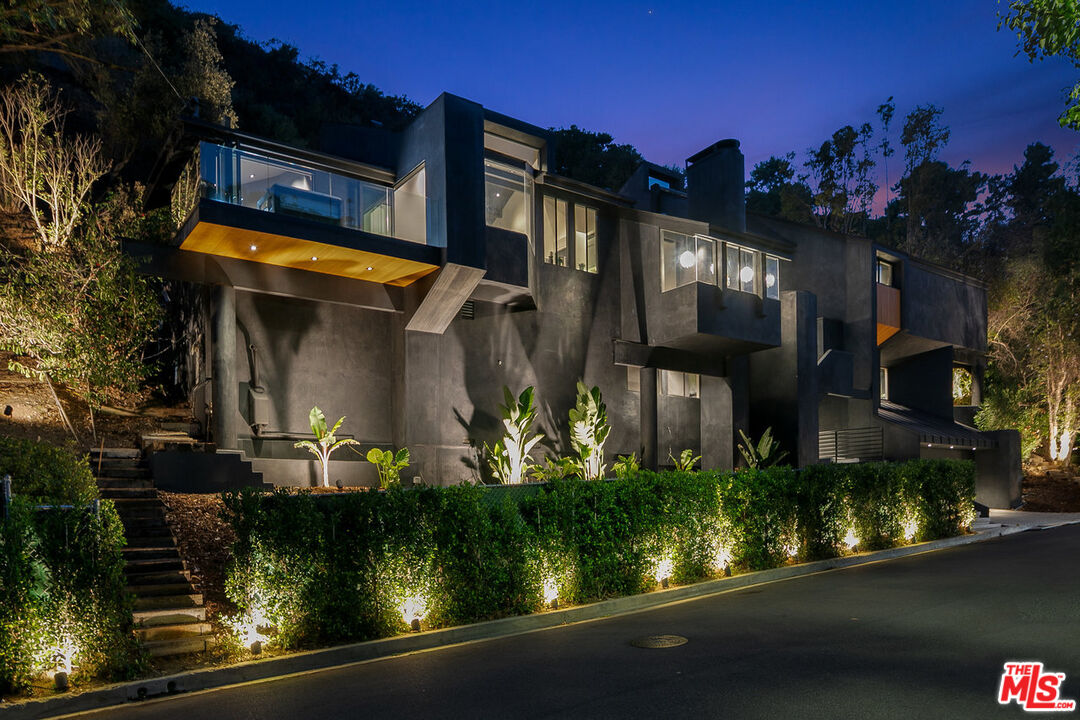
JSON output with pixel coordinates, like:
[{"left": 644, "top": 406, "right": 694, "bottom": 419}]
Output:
[{"left": 686, "top": 139, "right": 746, "bottom": 233}]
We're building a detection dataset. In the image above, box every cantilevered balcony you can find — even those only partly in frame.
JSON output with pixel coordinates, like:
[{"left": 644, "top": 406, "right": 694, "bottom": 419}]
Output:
[
  {"left": 173, "top": 141, "right": 439, "bottom": 287},
  {"left": 645, "top": 231, "right": 782, "bottom": 354}
]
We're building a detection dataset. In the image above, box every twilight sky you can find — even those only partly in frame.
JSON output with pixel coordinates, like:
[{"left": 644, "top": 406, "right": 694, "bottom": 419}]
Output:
[{"left": 181, "top": 0, "right": 1078, "bottom": 199}]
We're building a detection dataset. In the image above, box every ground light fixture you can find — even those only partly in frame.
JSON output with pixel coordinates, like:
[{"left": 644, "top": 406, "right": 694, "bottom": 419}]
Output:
[
  {"left": 399, "top": 594, "right": 429, "bottom": 632},
  {"left": 651, "top": 557, "right": 673, "bottom": 588},
  {"left": 542, "top": 577, "right": 559, "bottom": 609},
  {"left": 844, "top": 527, "right": 860, "bottom": 551}
]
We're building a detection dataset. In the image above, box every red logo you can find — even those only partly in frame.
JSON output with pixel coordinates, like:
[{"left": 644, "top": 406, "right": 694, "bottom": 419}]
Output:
[{"left": 999, "top": 662, "right": 1076, "bottom": 712}]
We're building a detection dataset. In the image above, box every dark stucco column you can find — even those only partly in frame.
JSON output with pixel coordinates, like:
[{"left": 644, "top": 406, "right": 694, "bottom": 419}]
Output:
[
  {"left": 212, "top": 284, "right": 238, "bottom": 450},
  {"left": 639, "top": 367, "right": 658, "bottom": 470},
  {"left": 701, "top": 375, "right": 733, "bottom": 471}
]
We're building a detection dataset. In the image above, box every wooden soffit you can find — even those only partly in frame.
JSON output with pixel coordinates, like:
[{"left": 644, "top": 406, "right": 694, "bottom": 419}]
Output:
[{"left": 179, "top": 216, "right": 438, "bottom": 287}]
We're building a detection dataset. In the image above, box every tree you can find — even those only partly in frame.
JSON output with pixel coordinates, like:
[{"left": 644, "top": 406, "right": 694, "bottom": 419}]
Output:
[
  {"left": 176, "top": 18, "right": 236, "bottom": 128},
  {"left": 0, "top": 74, "right": 110, "bottom": 248},
  {"left": 803, "top": 123, "right": 878, "bottom": 235},
  {"left": 551, "top": 125, "right": 643, "bottom": 192},
  {"left": 0, "top": 75, "right": 160, "bottom": 439},
  {"left": 877, "top": 97, "right": 896, "bottom": 207},
  {"left": 0, "top": 0, "right": 135, "bottom": 64},
  {"left": 900, "top": 104, "right": 950, "bottom": 173},
  {"left": 999, "top": 0, "right": 1080, "bottom": 130},
  {"left": 745, "top": 153, "right": 814, "bottom": 224}
]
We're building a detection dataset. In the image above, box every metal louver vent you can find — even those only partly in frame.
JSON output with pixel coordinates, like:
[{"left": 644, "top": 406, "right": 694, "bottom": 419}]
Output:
[{"left": 458, "top": 300, "right": 476, "bottom": 320}]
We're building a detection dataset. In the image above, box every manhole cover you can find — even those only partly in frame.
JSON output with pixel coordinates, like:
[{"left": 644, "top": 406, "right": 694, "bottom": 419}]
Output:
[{"left": 630, "top": 634, "right": 688, "bottom": 649}]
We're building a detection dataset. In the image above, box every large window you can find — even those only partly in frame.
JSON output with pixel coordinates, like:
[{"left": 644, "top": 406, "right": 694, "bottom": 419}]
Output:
[
  {"left": 877, "top": 259, "right": 894, "bottom": 286},
  {"left": 660, "top": 369, "right": 700, "bottom": 398},
  {"left": 661, "top": 231, "right": 716, "bottom": 291},
  {"left": 661, "top": 231, "right": 781, "bottom": 297},
  {"left": 575, "top": 205, "right": 598, "bottom": 273},
  {"left": 485, "top": 158, "right": 533, "bottom": 240},
  {"left": 543, "top": 196, "right": 598, "bottom": 273},
  {"left": 764, "top": 255, "right": 780, "bottom": 300},
  {"left": 543, "top": 196, "right": 569, "bottom": 266}
]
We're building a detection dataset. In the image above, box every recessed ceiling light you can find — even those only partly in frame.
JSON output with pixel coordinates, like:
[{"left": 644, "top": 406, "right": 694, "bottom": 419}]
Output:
[
  {"left": 310, "top": 256, "right": 318, "bottom": 261},
  {"left": 249, "top": 244, "right": 257, "bottom": 251},
  {"left": 366, "top": 266, "right": 373, "bottom": 271},
  {"left": 249, "top": 174, "right": 255, "bottom": 179}
]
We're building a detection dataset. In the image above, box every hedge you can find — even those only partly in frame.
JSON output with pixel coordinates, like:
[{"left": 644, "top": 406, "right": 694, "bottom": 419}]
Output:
[
  {"left": 0, "top": 438, "right": 141, "bottom": 694},
  {"left": 222, "top": 459, "right": 976, "bottom": 651}
]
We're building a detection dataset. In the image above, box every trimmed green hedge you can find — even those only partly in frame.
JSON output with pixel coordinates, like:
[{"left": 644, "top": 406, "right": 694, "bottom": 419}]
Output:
[
  {"left": 0, "top": 438, "right": 140, "bottom": 693},
  {"left": 222, "top": 459, "right": 976, "bottom": 651}
]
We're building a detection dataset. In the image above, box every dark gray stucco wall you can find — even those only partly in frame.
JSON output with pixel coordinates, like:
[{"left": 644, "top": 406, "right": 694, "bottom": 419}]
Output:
[
  {"left": 748, "top": 290, "right": 819, "bottom": 467},
  {"left": 901, "top": 261, "right": 987, "bottom": 352},
  {"left": 233, "top": 290, "right": 395, "bottom": 442},
  {"left": 974, "top": 430, "right": 1022, "bottom": 508},
  {"left": 887, "top": 346, "right": 954, "bottom": 420}
]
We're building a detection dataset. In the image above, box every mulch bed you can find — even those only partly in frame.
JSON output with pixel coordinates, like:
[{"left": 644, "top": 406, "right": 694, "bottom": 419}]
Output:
[
  {"left": 1022, "top": 470, "right": 1080, "bottom": 512},
  {"left": 159, "top": 492, "right": 236, "bottom": 621}
]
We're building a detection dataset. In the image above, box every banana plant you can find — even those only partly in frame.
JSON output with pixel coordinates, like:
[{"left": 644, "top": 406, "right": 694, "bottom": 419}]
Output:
[
  {"left": 484, "top": 386, "right": 544, "bottom": 485},
  {"left": 669, "top": 448, "right": 702, "bottom": 472},
  {"left": 569, "top": 381, "right": 609, "bottom": 481},
  {"left": 737, "top": 427, "right": 789, "bottom": 468},
  {"left": 294, "top": 406, "right": 360, "bottom": 487}
]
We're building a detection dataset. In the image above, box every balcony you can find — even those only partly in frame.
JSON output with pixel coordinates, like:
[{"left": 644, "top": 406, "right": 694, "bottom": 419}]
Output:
[
  {"left": 173, "top": 142, "right": 439, "bottom": 287},
  {"left": 645, "top": 231, "right": 782, "bottom": 355},
  {"left": 877, "top": 283, "right": 900, "bottom": 345}
]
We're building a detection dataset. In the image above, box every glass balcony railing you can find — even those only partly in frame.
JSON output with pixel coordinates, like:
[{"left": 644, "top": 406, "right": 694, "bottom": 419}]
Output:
[{"left": 197, "top": 142, "right": 430, "bottom": 244}]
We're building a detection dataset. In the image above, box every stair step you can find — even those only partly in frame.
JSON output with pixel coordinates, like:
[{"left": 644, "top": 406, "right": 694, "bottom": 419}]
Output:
[
  {"left": 113, "top": 497, "right": 164, "bottom": 510},
  {"left": 125, "top": 558, "right": 185, "bottom": 574},
  {"left": 96, "top": 468, "right": 152, "bottom": 479},
  {"left": 124, "top": 569, "right": 191, "bottom": 586},
  {"left": 97, "top": 478, "right": 154, "bottom": 490},
  {"left": 143, "top": 636, "right": 214, "bottom": 657},
  {"left": 123, "top": 526, "right": 173, "bottom": 541},
  {"left": 116, "top": 509, "right": 168, "bottom": 522},
  {"left": 134, "top": 593, "right": 204, "bottom": 610},
  {"left": 123, "top": 547, "right": 180, "bottom": 561},
  {"left": 126, "top": 581, "right": 196, "bottom": 597},
  {"left": 100, "top": 488, "right": 157, "bottom": 499},
  {"left": 136, "top": 622, "right": 212, "bottom": 642},
  {"left": 90, "top": 448, "right": 141, "bottom": 459},
  {"left": 117, "top": 509, "right": 167, "bottom": 526},
  {"left": 134, "top": 607, "right": 207, "bottom": 626}
]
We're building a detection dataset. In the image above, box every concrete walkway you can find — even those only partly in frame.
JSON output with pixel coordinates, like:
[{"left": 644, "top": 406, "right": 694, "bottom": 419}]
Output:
[{"left": 974, "top": 508, "right": 1080, "bottom": 532}]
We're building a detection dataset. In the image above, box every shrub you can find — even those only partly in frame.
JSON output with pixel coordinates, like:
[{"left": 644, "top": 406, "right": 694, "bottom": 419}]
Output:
[
  {"left": 0, "top": 439, "right": 139, "bottom": 693},
  {"left": 900, "top": 459, "right": 976, "bottom": 541},
  {"left": 222, "top": 459, "right": 976, "bottom": 650},
  {"left": 0, "top": 436, "right": 97, "bottom": 504}
]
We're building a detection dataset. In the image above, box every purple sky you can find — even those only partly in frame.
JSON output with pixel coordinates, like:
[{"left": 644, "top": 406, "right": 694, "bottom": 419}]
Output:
[{"left": 182, "top": 0, "right": 1078, "bottom": 202}]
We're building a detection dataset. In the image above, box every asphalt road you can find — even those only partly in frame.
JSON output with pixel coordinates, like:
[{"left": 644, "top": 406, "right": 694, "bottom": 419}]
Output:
[{"left": 83, "top": 525, "right": 1080, "bottom": 720}]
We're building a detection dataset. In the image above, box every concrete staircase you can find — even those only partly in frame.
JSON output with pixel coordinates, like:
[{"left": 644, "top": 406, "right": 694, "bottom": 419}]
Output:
[{"left": 92, "top": 447, "right": 214, "bottom": 657}]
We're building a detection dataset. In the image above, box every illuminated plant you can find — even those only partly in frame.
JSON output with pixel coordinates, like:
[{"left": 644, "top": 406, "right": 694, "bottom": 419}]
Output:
[
  {"left": 569, "top": 382, "right": 609, "bottom": 481},
  {"left": 294, "top": 406, "right": 360, "bottom": 488},
  {"left": 737, "top": 427, "right": 789, "bottom": 468},
  {"left": 366, "top": 448, "right": 410, "bottom": 489},
  {"left": 612, "top": 453, "right": 640, "bottom": 480},
  {"left": 484, "top": 386, "right": 544, "bottom": 485},
  {"left": 669, "top": 449, "right": 701, "bottom": 472}
]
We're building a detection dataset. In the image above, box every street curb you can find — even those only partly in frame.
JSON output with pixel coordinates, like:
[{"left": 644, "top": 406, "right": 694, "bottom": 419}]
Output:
[{"left": 0, "top": 522, "right": 1057, "bottom": 719}]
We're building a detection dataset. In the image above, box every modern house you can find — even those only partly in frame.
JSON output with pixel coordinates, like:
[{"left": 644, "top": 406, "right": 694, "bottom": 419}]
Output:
[{"left": 138, "top": 92, "right": 1020, "bottom": 508}]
